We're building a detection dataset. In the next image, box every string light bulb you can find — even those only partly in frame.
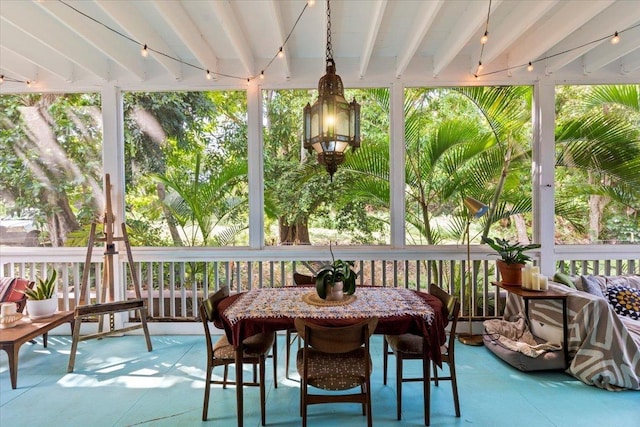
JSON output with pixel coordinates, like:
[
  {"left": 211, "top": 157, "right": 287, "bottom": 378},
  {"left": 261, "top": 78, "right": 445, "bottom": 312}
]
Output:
[
  {"left": 141, "top": 44, "right": 149, "bottom": 57},
  {"left": 527, "top": 62, "right": 534, "bottom": 72},
  {"left": 206, "top": 69, "right": 212, "bottom": 80},
  {"left": 477, "top": 61, "right": 484, "bottom": 72},
  {"left": 26, "top": 80, "right": 32, "bottom": 88},
  {"left": 260, "top": 71, "right": 265, "bottom": 79},
  {"left": 480, "top": 31, "right": 489, "bottom": 45},
  {"left": 0, "top": 75, "right": 4, "bottom": 84},
  {"left": 278, "top": 47, "right": 284, "bottom": 58},
  {"left": 611, "top": 31, "right": 620, "bottom": 44},
  {"left": 307, "top": 0, "right": 316, "bottom": 6}
]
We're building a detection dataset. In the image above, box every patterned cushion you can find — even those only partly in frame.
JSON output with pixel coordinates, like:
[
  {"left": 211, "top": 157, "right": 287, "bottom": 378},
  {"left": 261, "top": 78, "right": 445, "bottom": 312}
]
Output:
[
  {"left": 627, "top": 276, "right": 640, "bottom": 290},
  {"left": 606, "top": 285, "right": 640, "bottom": 321},
  {"left": 0, "top": 277, "right": 15, "bottom": 302},
  {"left": 0, "top": 278, "right": 31, "bottom": 303},
  {"left": 385, "top": 333, "right": 423, "bottom": 355},
  {"left": 581, "top": 275, "right": 605, "bottom": 298},
  {"left": 212, "top": 332, "right": 274, "bottom": 360},
  {"left": 297, "top": 348, "right": 371, "bottom": 391}
]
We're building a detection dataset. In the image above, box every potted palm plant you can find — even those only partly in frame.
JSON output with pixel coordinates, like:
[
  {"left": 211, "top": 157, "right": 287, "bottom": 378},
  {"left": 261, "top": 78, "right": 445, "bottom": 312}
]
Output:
[
  {"left": 482, "top": 237, "right": 541, "bottom": 285},
  {"left": 23, "top": 269, "right": 58, "bottom": 319},
  {"left": 315, "top": 259, "right": 357, "bottom": 301}
]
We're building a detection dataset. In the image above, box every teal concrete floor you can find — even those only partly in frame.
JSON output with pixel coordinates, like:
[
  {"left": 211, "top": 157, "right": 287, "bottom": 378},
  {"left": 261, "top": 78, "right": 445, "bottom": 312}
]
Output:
[{"left": 1, "top": 333, "right": 638, "bottom": 427}]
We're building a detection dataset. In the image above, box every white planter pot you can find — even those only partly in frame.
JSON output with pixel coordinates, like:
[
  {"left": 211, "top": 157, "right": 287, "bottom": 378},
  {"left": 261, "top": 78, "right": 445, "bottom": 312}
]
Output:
[{"left": 26, "top": 297, "right": 58, "bottom": 320}]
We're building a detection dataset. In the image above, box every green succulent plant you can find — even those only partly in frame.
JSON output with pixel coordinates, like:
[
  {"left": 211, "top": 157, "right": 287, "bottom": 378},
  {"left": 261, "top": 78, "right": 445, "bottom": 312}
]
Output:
[
  {"left": 22, "top": 269, "right": 57, "bottom": 300},
  {"left": 315, "top": 259, "right": 357, "bottom": 300},
  {"left": 481, "top": 237, "right": 541, "bottom": 265}
]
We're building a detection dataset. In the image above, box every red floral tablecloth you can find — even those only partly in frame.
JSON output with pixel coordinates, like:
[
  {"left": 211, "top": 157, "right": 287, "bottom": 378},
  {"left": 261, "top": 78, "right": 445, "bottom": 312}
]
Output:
[{"left": 218, "top": 286, "right": 447, "bottom": 365}]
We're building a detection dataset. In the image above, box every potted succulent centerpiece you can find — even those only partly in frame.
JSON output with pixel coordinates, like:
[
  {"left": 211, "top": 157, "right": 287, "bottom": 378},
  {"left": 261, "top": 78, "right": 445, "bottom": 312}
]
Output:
[
  {"left": 315, "top": 259, "right": 357, "bottom": 301},
  {"left": 23, "top": 269, "right": 58, "bottom": 319},
  {"left": 482, "top": 237, "right": 541, "bottom": 285}
]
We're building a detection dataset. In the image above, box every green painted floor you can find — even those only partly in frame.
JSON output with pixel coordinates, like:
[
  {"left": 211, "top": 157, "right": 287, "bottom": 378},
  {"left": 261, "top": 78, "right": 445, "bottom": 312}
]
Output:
[{"left": 1, "top": 333, "right": 638, "bottom": 427}]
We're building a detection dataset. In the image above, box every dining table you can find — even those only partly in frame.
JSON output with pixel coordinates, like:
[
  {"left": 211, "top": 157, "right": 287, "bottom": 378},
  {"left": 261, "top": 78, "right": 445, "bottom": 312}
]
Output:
[{"left": 217, "top": 285, "right": 448, "bottom": 427}]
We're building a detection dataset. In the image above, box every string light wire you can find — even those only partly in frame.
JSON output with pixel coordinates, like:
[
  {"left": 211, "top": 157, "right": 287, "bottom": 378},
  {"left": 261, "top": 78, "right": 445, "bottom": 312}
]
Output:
[
  {"left": 474, "top": 0, "right": 492, "bottom": 78},
  {"left": 54, "top": 0, "right": 311, "bottom": 82},
  {"left": 476, "top": 22, "right": 640, "bottom": 78},
  {"left": 1, "top": 2, "right": 637, "bottom": 85}
]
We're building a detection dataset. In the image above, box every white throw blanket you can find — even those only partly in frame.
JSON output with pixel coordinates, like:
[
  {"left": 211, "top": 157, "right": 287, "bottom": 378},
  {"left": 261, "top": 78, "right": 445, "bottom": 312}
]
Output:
[{"left": 484, "top": 317, "right": 562, "bottom": 358}]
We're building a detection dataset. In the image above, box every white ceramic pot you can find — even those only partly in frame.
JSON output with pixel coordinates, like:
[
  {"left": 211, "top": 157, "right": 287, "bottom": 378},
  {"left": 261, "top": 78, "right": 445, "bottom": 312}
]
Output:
[{"left": 26, "top": 297, "right": 58, "bottom": 320}]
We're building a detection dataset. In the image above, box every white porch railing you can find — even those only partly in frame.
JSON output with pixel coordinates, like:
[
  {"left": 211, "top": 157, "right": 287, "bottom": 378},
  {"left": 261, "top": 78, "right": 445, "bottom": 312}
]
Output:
[{"left": 2, "top": 245, "right": 638, "bottom": 333}]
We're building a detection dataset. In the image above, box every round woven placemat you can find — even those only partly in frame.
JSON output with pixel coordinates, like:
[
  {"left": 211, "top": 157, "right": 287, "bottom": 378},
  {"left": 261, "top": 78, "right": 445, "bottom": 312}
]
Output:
[{"left": 302, "top": 291, "right": 357, "bottom": 307}]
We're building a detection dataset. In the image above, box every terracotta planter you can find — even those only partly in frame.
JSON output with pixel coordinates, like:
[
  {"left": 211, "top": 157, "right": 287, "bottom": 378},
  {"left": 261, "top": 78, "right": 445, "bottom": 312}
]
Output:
[
  {"left": 497, "top": 260, "right": 524, "bottom": 286},
  {"left": 325, "top": 282, "right": 344, "bottom": 301}
]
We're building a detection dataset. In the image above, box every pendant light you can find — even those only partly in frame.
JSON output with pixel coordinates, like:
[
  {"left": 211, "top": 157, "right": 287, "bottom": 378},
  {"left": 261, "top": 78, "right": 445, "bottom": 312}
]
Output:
[{"left": 303, "top": 0, "right": 360, "bottom": 180}]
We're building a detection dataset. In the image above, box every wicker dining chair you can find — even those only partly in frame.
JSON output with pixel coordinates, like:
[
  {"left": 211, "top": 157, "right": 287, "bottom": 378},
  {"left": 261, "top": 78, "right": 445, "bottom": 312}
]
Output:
[
  {"left": 200, "top": 285, "right": 276, "bottom": 425},
  {"left": 295, "top": 316, "right": 378, "bottom": 427},
  {"left": 382, "top": 283, "right": 460, "bottom": 426},
  {"left": 285, "top": 272, "right": 316, "bottom": 379}
]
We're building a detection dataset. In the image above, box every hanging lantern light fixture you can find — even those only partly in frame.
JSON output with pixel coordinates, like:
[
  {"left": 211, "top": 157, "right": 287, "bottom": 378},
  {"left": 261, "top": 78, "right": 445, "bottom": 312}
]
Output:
[{"left": 303, "top": 0, "right": 360, "bottom": 180}]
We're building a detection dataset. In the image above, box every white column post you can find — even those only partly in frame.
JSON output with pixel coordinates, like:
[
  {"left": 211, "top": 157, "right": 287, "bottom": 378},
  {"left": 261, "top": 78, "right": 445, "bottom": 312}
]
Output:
[
  {"left": 532, "top": 80, "right": 556, "bottom": 276},
  {"left": 247, "top": 81, "right": 264, "bottom": 249},
  {"left": 101, "top": 84, "right": 126, "bottom": 326},
  {"left": 390, "top": 82, "right": 406, "bottom": 248}
]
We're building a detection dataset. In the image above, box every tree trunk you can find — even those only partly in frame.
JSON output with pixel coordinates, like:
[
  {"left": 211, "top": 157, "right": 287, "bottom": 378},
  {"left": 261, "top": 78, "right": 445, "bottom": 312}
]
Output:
[
  {"left": 278, "top": 217, "right": 310, "bottom": 245},
  {"left": 156, "top": 182, "right": 183, "bottom": 245},
  {"left": 42, "top": 189, "right": 81, "bottom": 247},
  {"left": 514, "top": 214, "right": 529, "bottom": 243},
  {"left": 587, "top": 172, "right": 610, "bottom": 243}
]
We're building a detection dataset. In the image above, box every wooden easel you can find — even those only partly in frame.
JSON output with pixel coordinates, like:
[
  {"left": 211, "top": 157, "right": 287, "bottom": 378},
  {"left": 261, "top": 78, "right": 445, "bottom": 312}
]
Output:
[{"left": 67, "top": 174, "right": 152, "bottom": 372}]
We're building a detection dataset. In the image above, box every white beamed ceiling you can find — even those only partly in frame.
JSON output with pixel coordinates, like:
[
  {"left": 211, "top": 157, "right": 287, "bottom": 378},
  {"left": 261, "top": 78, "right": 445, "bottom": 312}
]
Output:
[{"left": 1, "top": 0, "right": 639, "bottom": 93}]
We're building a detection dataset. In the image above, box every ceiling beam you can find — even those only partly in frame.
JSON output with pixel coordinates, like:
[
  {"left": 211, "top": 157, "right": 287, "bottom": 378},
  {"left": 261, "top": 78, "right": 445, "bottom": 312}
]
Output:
[
  {"left": 433, "top": 0, "right": 502, "bottom": 77},
  {"left": 359, "top": 0, "right": 387, "bottom": 79},
  {"left": 36, "top": 0, "right": 146, "bottom": 81},
  {"left": 0, "top": 48, "right": 37, "bottom": 83},
  {"left": 584, "top": 31, "right": 640, "bottom": 74},
  {"left": 480, "top": 1, "right": 558, "bottom": 67},
  {"left": 545, "top": 1, "right": 640, "bottom": 74},
  {"left": 621, "top": 50, "right": 640, "bottom": 74},
  {"left": 0, "top": 44, "right": 73, "bottom": 83},
  {"left": 1, "top": 1, "right": 110, "bottom": 81},
  {"left": 152, "top": 0, "right": 218, "bottom": 79},
  {"left": 266, "top": 0, "right": 291, "bottom": 80},
  {"left": 395, "top": 0, "right": 443, "bottom": 79},
  {"left": 209, "top": 0, "right": 254, "bottom": 77},
  {"left": 506, "top": 0, "right": 614, "bottom": 73},
  {"left": 1, "top": 21, "right": 74, "bottom": 82},
  {"left": 96, "top": 0, "right": 183, "bottom": 80}
]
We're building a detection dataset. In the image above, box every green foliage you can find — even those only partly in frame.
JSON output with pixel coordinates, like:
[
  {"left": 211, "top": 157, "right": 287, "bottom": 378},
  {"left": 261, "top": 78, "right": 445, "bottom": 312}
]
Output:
[
  {"left": 555, "top": 84, "right": 640, "bottom": 243},
  {"left": 481, "top": 236, "right": 540, "bottom": 265},
  {"left": 0, "top": 93, "right": 102, "bottom": 246},
  {"left": 22, "top": 269, "right": 57, "bottom": 300},
  {"left": 153, "top": 151, "right": 248, "bottom": 246}
]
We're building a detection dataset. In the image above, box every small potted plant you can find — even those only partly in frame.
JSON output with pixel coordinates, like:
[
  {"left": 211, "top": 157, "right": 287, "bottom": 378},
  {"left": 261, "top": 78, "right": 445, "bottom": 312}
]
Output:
[
  {"left": 315, "top": 259, "right": 357, "bottom": 301},
  {"left": 22, "top": 269, "right": 58, "bottom": 319},
  {"left": 481, "top": 237, "right": 541, "bottom": 285}
]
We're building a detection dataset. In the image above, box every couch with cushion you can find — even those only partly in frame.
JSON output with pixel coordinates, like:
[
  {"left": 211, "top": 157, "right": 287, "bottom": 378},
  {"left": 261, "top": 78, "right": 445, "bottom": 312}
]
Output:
[
  {"left": 0, "top": 277, "right": 33, "bottom": 314},
  {"left": 496, "top": 273, "right": 640, "bottom": 391}
]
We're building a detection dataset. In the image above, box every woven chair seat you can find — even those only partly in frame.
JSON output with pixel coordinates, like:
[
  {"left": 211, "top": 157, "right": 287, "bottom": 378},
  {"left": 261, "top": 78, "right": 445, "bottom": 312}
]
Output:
[
  {"left": 385, "top": 333, "right": 422, "bottom": 354},
  {"left": 212, "top": 332, "right": 275, "bottom": 360},
  {"left": 296, "top": 348, "right": 371, "bottom": 390},
  {"left": 383, "top": 284, "right": 460, "bottom": 426},
  {"left": 200, "top": 286, "right": 276, "bottom": 425}
]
